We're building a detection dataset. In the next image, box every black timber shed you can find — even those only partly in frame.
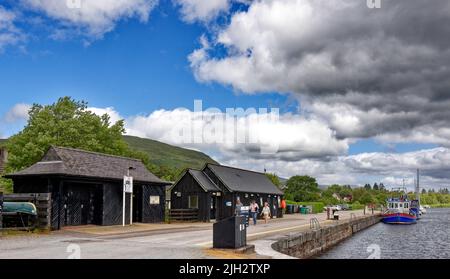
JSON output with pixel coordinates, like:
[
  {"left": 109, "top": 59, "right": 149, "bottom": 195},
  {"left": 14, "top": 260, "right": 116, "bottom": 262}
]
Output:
[
  {"left": 5, "top": 146, "right": 171, "bottom": 230},
  {"left": 170, "top": 163, "right": 284, "bottom": 222}
]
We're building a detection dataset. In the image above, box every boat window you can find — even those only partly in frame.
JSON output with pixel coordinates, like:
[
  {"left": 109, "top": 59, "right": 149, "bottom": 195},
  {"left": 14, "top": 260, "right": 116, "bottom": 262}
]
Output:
[
  {"left": 404, "top": 203, "right": 408, "bottom": 208},
  {"left": 394, "top": 203, "right": 398, "bottom": 208},
  {"left": 399, "top": 203, "right": 403, "bottom": 208}
]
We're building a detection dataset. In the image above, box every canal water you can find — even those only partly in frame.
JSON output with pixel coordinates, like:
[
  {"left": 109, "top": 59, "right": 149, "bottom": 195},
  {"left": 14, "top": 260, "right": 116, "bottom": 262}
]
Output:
[{"left": 319, "top": 208, "right": 450, "bottom": 259}]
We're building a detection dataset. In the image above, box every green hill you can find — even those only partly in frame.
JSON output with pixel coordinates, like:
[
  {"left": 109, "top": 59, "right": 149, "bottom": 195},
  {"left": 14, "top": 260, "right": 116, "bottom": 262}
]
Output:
[
  {"left": 0, "top": 136, "right": 218, "bottom": 171},
  {"left": 123, "top": 135, "right": 217, "bottom": 170}
]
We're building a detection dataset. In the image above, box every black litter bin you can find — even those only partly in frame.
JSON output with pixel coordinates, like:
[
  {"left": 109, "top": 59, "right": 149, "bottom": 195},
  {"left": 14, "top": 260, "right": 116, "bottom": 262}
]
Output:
[
  {"left": 213, "top": 216, "right": 247, "bottom": 249},
  {"left": 286, "top": 204, "right": 294, "bottom": 214}
]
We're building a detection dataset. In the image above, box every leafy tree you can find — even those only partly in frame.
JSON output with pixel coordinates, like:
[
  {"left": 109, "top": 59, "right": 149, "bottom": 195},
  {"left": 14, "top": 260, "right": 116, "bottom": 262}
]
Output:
[
  {"left": 373, "top": 183, "right": 379, "bottom": 191},
  {"left": 422, "top": 188, "right": 427, "bottom": 194},
  {"left": 265, "top": 173, "right": 282, "bottom": 190},
  {"left": 364, "top": 184, "right": 372, "bottom": 190},
  {"left": 379, "top": 183, "right": 386, "bottom": 191},
  {"left": 6, "top": 97, "right": 132, "bottom": 172},
  {"left": 360, "top": 191, "right": 376, "bottom": 205},
  {"left": 284, "top": 175, "right": 320, "bottom": 202}
]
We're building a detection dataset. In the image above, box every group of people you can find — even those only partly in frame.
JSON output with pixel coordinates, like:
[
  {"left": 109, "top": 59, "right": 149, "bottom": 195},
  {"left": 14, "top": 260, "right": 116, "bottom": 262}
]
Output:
[{"left": 236, "top": 198, "right": 287, "bottom": 225}]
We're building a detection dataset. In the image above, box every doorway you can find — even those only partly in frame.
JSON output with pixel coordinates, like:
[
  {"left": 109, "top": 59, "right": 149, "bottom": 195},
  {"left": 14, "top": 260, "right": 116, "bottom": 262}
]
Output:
[
  {"left": 210, "top": 196, "right": 217, "bottom": 220},
  {"left": 62, "top": 183, "right": 102, "bottom": 226}
]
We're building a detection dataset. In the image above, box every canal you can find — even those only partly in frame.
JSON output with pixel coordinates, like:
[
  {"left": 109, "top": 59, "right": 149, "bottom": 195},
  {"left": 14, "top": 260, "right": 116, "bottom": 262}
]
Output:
[{"left": 319, "top": 208, "right": 450, "bottom": 259}]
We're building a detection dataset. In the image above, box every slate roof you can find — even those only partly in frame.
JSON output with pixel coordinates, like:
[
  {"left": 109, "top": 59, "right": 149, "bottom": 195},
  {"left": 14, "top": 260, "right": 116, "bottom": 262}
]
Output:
[
  {"left": 188, "top": 169, "right": 220, "bottom": 192},
  {"left": 6, "top": 146, "right": 169, "bottom": 184},
  {"left": 206, "top": 164, "right": 283, "bottom": 195}
]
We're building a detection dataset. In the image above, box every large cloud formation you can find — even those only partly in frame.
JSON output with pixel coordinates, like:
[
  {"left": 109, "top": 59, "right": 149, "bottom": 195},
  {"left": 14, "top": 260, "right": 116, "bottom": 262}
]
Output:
[
  {"left": 190, "top": 0, "right": 450, "bottom": 143},
  {"left": 89, "top": 106, "right": 349, "bottom": 161},
  {"left": 87, "top": 106, "right": 450, "bottom": 189}
]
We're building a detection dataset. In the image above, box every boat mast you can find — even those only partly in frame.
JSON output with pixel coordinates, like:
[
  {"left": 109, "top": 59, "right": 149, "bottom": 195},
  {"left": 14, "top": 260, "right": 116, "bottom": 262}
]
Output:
[{"left": 416, "top": 168, "right": 420, "bottom": 203}]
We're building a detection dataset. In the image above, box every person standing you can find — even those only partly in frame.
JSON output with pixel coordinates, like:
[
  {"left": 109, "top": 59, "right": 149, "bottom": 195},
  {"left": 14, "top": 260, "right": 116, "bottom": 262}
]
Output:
[
  {"left": 235, "top": 197, "right": 243, "bottom": 216},
  {"left": 281, "top": 199, "right": 287, "bottom": 215},
  {"left": 250, "top": 200, "right": 259, "bottom": 225},
  {"left": 261, "top": 202, "right": 271, "bottom": 224}
]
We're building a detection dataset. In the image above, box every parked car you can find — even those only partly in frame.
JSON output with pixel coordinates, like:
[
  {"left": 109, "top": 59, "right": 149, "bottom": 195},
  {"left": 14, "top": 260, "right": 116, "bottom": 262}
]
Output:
[
  {"left": 339, "top": 204, "right": 350, "bottom": 211},
  {"left": 326, "top": 205, "right": 342, "bottom": 211}
]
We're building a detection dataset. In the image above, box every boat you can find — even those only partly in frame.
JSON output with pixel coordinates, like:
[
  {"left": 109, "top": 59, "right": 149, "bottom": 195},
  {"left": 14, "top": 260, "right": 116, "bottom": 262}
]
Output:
[
  {"left": 2, "top": 202, "right": 37, "bottom": 216},
  {"left": 382, "top": 189, "right": 418, "bottom": 225}
]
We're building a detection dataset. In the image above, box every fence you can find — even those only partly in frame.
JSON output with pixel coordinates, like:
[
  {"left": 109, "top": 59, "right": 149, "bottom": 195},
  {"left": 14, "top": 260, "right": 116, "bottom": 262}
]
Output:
[
  {"left": 169, "top": 209, "right": 199, "bottom": 222},
  {"left": 3, "top": 193, "right": 52, "bottom": 229}
]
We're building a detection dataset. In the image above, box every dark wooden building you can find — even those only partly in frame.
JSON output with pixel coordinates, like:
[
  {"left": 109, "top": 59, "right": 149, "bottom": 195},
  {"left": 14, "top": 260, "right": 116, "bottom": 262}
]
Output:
[
  {"left": 170, "top": 164, "right": 284, "bottom": 222},
  {"left": 5, "top": 146, "right": 170, "bottom": 230}
]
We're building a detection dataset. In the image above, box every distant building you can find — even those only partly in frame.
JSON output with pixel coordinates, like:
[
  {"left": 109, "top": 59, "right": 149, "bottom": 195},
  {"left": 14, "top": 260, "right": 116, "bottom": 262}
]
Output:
[
  {"left": 343, "top": 195, "right": 353, "bottom": 202},
  {"left": 5, "top": 146, "right": 171, "bottom": 230},
  {"left": 170, "top": 163, "right": 284, "bottom": 222},
  {"left": 0, "top": 147, "right": 7, "bottom": 174},
  {"left": 332, "top": 193, "right": 341, "bottom": 201}
]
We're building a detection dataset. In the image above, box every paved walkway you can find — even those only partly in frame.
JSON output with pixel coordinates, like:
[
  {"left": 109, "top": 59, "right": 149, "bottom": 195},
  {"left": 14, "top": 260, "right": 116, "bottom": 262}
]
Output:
[{"left": 0, "top": 209, "right": 378, "bottom": 259}]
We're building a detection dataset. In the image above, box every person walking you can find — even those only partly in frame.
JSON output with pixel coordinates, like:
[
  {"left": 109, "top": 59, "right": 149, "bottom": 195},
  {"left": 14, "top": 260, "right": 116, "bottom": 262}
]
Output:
[
  {"left": 250, "top": 200, "right": 259, "bottom": 225},
  {"left": 261, "top": 202, "right": 271, "bottom": 224}
]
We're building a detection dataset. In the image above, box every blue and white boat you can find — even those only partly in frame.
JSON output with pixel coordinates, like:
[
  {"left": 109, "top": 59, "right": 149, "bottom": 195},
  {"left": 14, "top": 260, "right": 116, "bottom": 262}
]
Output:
[{"left": 382, "top": 190, "right": 418, "bottom": 225}]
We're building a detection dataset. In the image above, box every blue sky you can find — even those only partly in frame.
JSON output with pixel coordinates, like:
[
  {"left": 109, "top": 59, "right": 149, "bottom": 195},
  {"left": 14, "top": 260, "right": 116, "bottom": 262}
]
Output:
[
  {"left": 0, "top": 0, "right": 449, "bottom": 189},
  {"left": 0, "top": 1, "right": 289, "bottom": 117}
]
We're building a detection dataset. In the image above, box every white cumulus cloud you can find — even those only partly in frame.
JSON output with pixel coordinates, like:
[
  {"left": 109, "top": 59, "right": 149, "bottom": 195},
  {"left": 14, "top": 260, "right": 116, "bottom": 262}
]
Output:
[
  {"left": 174, "top": 0, "right": 230, "bottom": 22},
  {"left": 3, "top": 103, "right": 31, "bottom": 123},
  {"left": 0, "top": 6, "right": 24, "bottom": 51},
  {"left": 20, "top": 0, "right": 158, "bottom": 39}
]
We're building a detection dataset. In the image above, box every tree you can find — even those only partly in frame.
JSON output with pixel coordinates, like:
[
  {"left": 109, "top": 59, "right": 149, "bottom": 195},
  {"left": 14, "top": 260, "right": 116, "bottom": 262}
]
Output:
[
  {"left": 364, "top": 184, "right": 372, "bottom": 190},
  {"left": 373, "top": 183, "right": 379, "bottom": 191},
  {"left": 379, "top": 183, "right": 386, "bottom": 191},
  {"left": 284, "top": 175, "right": 320, "bottom": 202},
  {"left": 265, "top": 173, "right": 282, "bottom": 190},
  {"left": 360, "top": 192, "right": 375, "bottom": 205},
  {"left": 421, "top": 188, "right": 427, "bottom": 194},
  {"left": 6, "top": 97, "right": 134, "bottom": 172}
]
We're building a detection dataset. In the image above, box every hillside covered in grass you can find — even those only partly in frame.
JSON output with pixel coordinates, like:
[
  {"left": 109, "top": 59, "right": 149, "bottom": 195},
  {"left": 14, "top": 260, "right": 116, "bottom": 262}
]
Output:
[{"left": 123, "top": 135, "right": 218, "bottom": 171}]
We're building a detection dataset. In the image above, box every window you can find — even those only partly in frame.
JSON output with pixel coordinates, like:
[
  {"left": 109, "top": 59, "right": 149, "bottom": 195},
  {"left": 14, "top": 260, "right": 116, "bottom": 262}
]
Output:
[
  {"left": 394, "top": 203, "right": 398, "bottom": 208},
  {"left": 189, "top": 195, "right": 199, "bottom": 209},
  {"left": 405, "top": 203, "right": 409, "bottom": 208},
  {"left": 399, "top": 203, "right": 403, "bottom": 208}
]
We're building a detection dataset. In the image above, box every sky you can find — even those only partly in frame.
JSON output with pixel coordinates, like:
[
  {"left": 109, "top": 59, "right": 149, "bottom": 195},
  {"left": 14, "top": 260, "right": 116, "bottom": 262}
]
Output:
[{"left": 0, "top": 0, "right": 450, "bottom": 190}]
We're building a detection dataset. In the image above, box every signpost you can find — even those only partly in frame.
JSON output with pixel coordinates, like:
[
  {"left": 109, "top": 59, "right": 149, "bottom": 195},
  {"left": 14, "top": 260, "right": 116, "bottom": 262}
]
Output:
[{"left": 123, "top": 175, "right": 133, "bottom": 226}]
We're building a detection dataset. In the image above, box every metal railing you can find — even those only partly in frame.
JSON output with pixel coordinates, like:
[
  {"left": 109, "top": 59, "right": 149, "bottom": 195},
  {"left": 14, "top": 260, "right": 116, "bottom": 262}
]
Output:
[{"left": 310, "top": 217, "right": 321, "bottom": 230}]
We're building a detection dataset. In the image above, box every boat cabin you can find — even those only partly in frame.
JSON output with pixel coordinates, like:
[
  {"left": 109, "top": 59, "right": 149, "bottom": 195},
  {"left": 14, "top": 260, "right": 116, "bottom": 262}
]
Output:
[{"left": 387, "top": 199, "right": 410, "bottom": 210}]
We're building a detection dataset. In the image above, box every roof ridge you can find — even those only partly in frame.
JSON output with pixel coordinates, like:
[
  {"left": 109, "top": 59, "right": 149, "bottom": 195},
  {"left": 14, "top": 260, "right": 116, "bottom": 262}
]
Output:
[
  {"left": 51, "top": 146, "right": 142, "bottom": 162},
  {"left": 207, "top": 163, "right": 267, "bottom": 176},
  {"left": 188, "top": 168, "right": 220, "bottom": 192}
]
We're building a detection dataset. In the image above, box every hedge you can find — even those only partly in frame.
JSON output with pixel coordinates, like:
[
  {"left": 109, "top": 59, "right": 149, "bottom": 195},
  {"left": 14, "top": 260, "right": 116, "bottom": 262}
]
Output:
[{"left": 286, "top": 200, "right": 325, "bottom": 213}]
